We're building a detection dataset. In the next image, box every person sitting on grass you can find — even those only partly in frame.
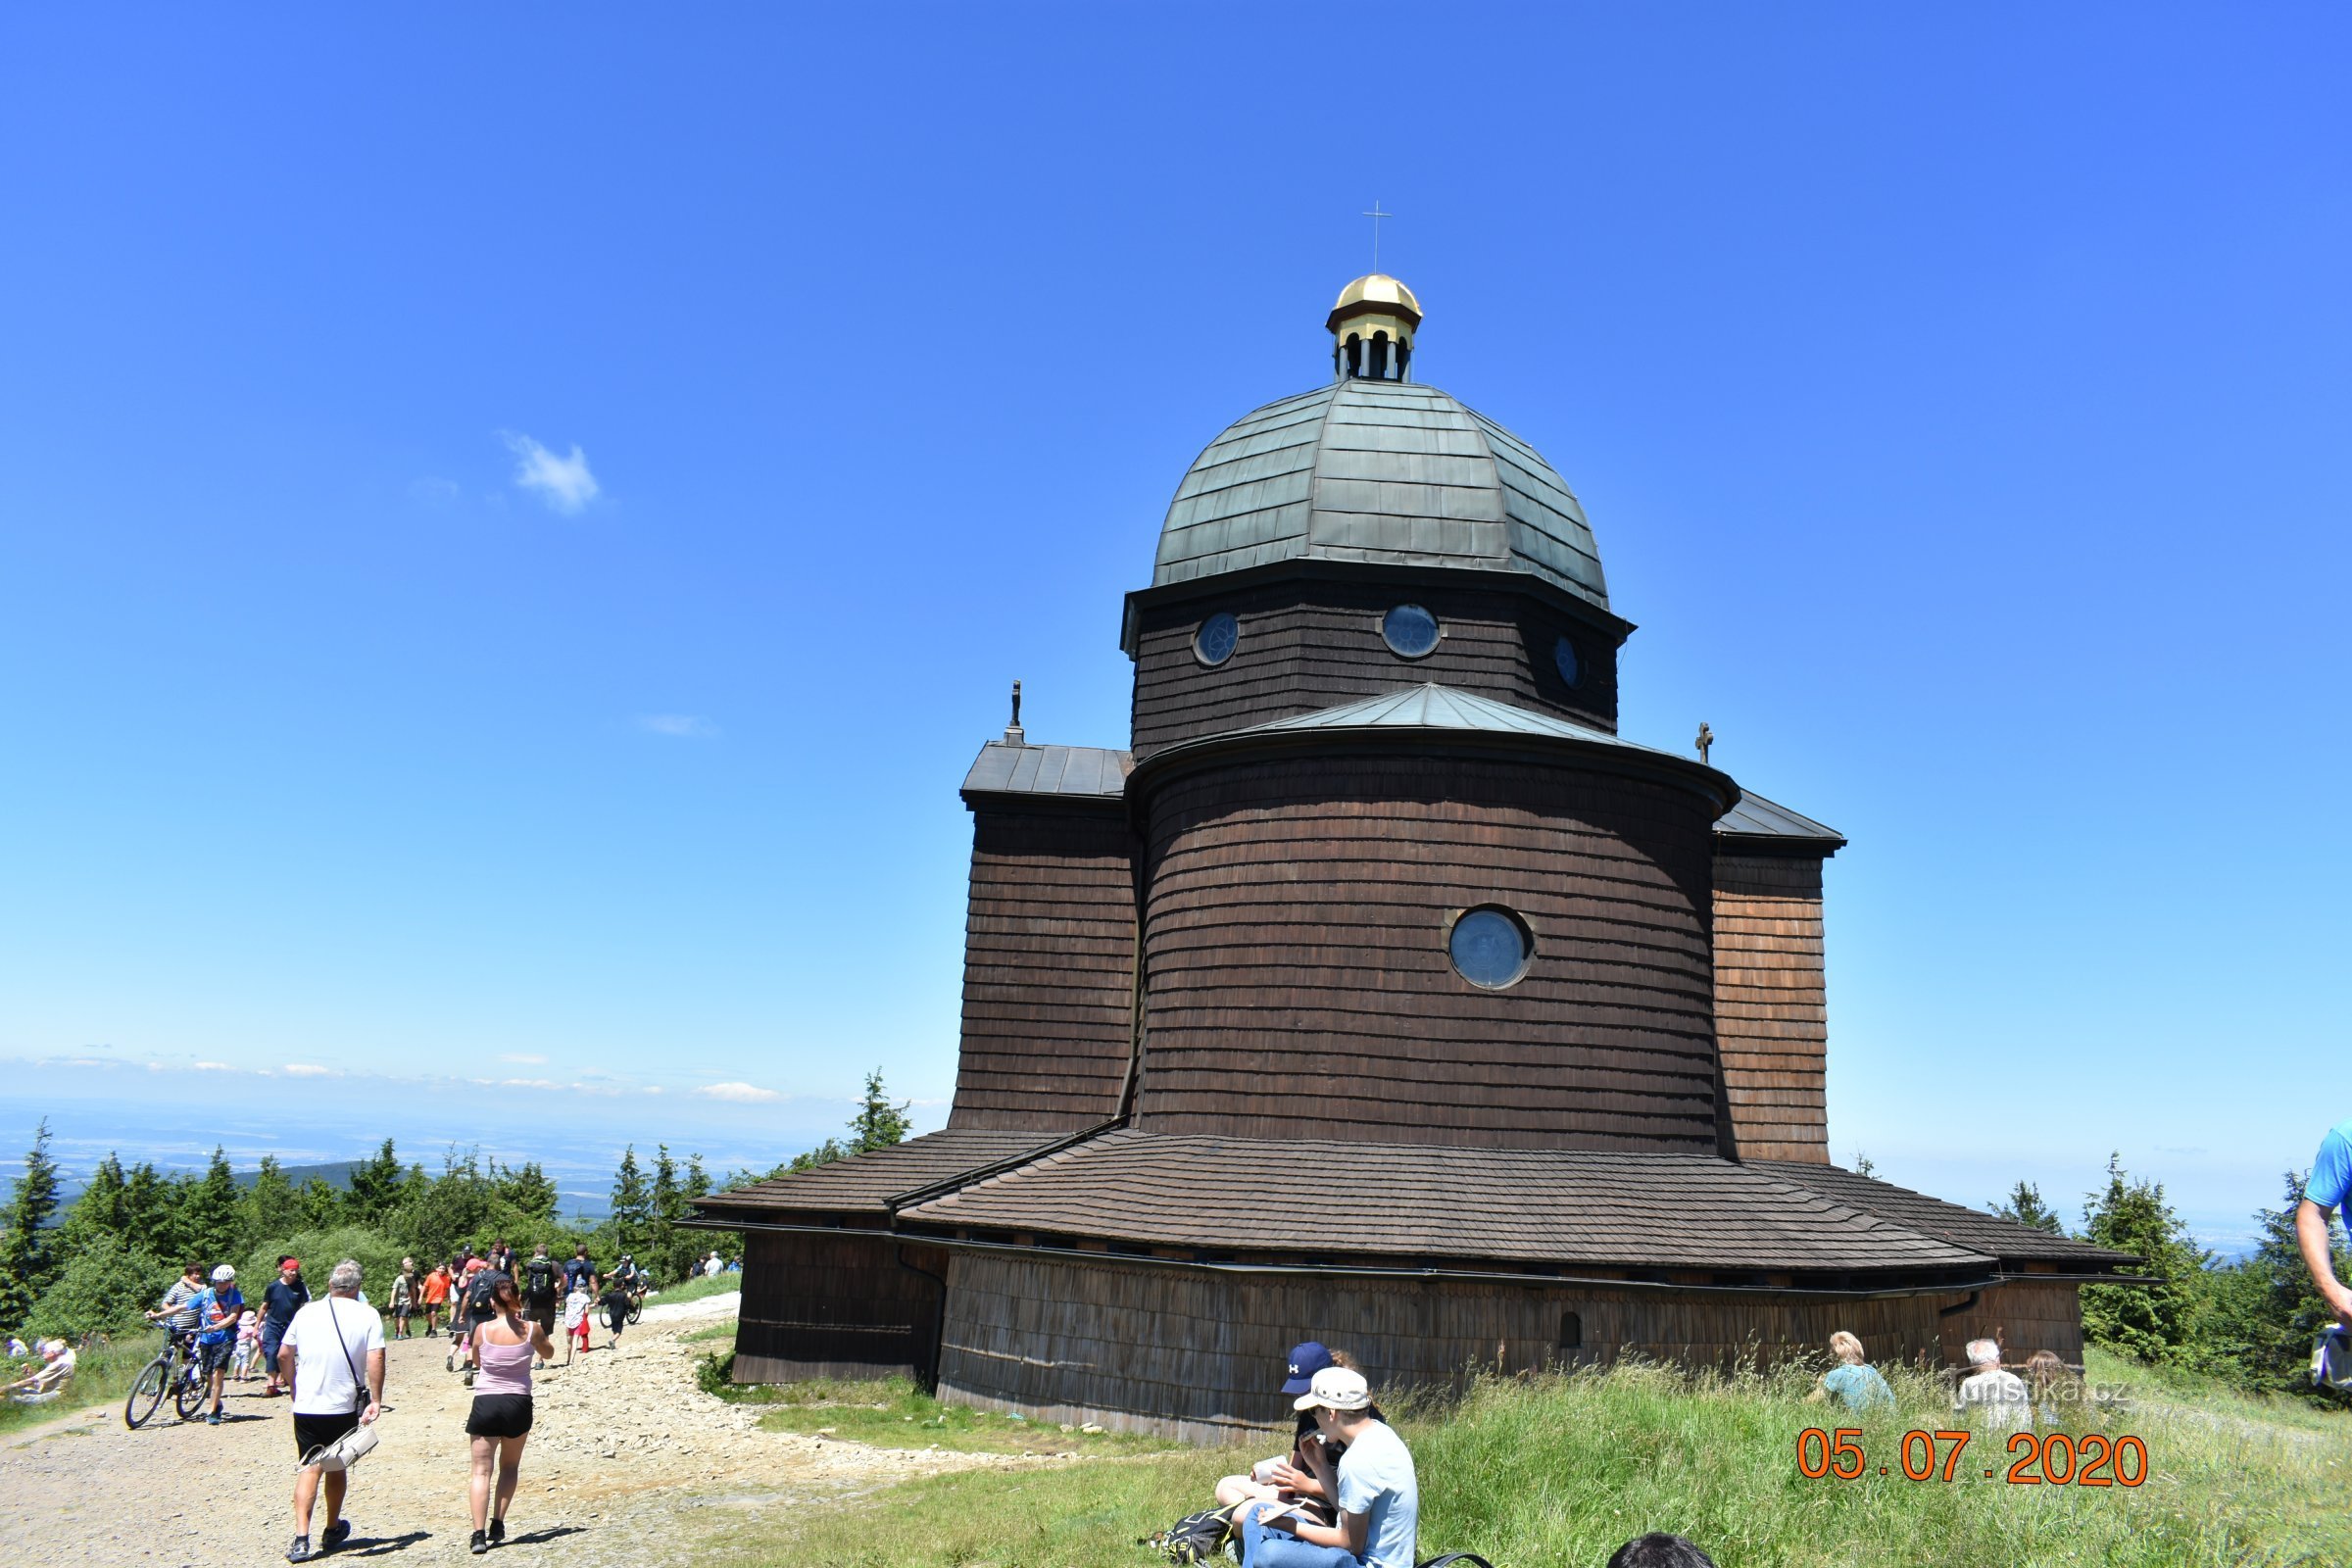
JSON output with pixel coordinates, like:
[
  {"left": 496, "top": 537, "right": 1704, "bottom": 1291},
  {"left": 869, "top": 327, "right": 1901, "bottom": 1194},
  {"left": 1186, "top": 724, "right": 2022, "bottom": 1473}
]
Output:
[
  {"left": 1953, "top": 1338, "right": 2031, "bottom": 1429},
  {"left": 1216, "top": 1342, "right": 1336, "bottom": 1510},
  {"left": 1, "top": 1339, "right": 75, "bottom": 1404},
  {"left": 1805, "top": 1330, "right": 1894, "bottom": 1413},
  {"left": 2023, "top": 1348, "right": 2074, "bottom": 1426},
  {"left": 1608, "top": 1535, "right": 1717, "bottom": 1568},
  {"left": 1236, "top": 1365, "right": 1416, "bottom": 1568}
]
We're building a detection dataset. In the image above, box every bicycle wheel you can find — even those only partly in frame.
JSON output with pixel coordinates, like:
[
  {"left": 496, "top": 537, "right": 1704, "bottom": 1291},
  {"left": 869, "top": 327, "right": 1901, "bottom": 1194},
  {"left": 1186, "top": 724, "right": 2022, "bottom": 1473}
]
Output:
[
  {"left": 627, "top": 1298, "right": 643, "bottom": 1325},
  {"left": 173, "top": 1360, "right": 208, "bottom": 1421},
  {"left": 124, "top": 1357, "right": 169, "bottom": 1430}
]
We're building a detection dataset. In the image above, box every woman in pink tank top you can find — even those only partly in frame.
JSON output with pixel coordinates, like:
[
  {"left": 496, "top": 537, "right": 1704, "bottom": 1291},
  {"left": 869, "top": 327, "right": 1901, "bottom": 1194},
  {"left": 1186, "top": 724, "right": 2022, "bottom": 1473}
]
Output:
[{"left": 464, "top": 1274, "right": 554, "bottom": 1554}]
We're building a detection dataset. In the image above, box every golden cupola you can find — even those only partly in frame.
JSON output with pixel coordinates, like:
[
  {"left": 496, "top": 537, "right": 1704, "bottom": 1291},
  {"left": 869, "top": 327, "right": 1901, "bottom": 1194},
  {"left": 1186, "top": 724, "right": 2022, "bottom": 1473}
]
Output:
[{"left": 1327, "top": 272, "right": 1421, "bottom": 382}]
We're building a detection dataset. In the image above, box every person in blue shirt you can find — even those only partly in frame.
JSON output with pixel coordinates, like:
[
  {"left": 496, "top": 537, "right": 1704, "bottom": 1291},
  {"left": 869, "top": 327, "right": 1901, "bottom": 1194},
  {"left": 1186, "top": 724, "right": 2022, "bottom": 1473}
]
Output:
[
  {"left": 191, "top": 1264, "right": 247, "bottom": 1424},
  {"left": 2297, "top": 1119, "right": 2352, "bottom": 1327},
  {"left": 1238, "top": 1366, "right": 1416, "bottom": 1568},
  {"left": 1808, "top": 1331, "right": 1896, "bottom": 1413}
]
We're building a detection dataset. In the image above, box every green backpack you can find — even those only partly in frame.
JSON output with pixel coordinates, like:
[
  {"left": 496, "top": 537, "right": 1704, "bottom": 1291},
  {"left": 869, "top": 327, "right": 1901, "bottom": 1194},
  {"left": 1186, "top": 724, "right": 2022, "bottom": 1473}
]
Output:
[{"left": 1144, "top": 1503, "right": 1240, "bottom": 1564}]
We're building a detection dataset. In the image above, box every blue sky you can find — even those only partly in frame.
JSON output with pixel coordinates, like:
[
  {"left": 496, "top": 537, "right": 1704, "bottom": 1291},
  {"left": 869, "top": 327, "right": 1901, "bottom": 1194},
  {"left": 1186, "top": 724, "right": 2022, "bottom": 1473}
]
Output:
[{"left": 0, "top": 7, "right": 2343, "bottom": 1249}]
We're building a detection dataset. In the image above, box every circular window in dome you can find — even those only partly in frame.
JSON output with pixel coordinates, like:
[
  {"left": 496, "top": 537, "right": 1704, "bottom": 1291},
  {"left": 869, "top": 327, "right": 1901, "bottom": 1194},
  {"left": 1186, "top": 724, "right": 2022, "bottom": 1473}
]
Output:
[
  {"left": 1448, "top": 906, "right": 1533, "bottom": 990},
  {"left": 1381, "top": 604, "right": 1441, "bottom": 659},
  {"left": 1553, "top": 635, "right": 1582, "bottom": 689},
  {"left": 1194, "top": 612, "right": 1240, "bottom": 667}
]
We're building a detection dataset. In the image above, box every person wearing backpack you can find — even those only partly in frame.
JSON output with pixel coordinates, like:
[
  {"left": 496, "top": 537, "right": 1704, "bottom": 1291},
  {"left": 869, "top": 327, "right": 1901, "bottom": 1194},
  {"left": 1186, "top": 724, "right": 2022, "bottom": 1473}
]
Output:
[{"left": 519, "top": 1245, "right": 562, "bottom": 1370}]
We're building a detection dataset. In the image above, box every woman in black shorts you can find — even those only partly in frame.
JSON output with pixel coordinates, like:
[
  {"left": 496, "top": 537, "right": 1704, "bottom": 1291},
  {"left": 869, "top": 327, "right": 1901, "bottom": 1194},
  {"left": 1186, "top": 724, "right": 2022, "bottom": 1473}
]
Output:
[{"left": 464, "top": 1274, "right": 554, "bottom": 1554}]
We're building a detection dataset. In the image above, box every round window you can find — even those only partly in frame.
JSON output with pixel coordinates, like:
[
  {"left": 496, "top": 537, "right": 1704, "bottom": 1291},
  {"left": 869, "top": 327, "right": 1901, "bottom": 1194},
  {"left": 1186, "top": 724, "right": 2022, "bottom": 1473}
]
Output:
[
  {"left": 1194, "top": 612, "right": 1239, "bottom": 666},
  {"left": 1448, "top": 906, "right": 1533, "bottom": 989},
  {"left": 1553, "top": 635, "right": 1582, "bottom": 689},
  {"left": 1381, "top": 604, "right": 1441, "bottom": 659}
]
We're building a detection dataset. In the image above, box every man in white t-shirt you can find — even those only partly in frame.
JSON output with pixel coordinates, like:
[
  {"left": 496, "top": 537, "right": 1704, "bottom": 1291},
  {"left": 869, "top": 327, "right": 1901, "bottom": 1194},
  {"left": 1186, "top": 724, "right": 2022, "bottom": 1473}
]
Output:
[
  {"left": 1238, "top": 1364, "right": 1418, "bottom": 1568},
  {"left": 279, "top": 1259, "right": 386, "bottom": 1563},
  {"left": 1953, "top": 1338, "right": 2031, "bottom": 1430}
]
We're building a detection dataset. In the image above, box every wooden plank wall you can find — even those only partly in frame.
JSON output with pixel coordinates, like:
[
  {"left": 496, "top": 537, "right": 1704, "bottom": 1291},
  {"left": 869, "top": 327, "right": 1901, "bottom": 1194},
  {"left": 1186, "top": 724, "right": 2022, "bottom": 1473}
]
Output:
[
  {"left": 947, "top": 808, "right": 1137, "bottom": 1132},
  {"left": 1938, "top": 1281, "right": 2085, "bottom": 1366},
  {"left": 1135, "top": 755, "right": 1722, "bottom": 1151},
  {"left": 1711, "top": 852, "right": 1830, "bottom": 1162},
  {"left": 936, "top": 1251, "right": 1973, "bottom": 1444},
  {"left": 1130, "top": 579, "right": 1621, "bottom": 759},
  {"left": 731, "top": 1232, "right": 950, "bottom": 1387}
]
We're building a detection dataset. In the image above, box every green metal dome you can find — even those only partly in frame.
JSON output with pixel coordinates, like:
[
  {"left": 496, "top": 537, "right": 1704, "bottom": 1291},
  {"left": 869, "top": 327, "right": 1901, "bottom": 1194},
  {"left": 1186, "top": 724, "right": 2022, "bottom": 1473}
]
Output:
[{"left": 1152, "top": 378, "right": 1607, "bottom": 610}]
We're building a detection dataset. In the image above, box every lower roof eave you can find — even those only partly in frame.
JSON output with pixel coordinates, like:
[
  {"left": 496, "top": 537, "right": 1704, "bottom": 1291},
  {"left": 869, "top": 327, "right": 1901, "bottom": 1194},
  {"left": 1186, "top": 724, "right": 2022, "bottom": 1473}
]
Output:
[{"left": 689, "top": 1212, "right": 2012, "bottom": 1300}]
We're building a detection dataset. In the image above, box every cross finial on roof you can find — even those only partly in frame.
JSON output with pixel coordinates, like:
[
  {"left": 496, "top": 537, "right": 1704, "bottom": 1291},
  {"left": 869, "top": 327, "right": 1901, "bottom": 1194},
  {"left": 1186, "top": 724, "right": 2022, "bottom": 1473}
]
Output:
[
  {"left": 1363, "top": 201, "right": 1392, "bottom": 272},
  {"left": 1004, "top": 679, "right": 1025, "bottom": 745},
  {"left": 1695, "top": 721, "right": 1714, "bottom": 764}
]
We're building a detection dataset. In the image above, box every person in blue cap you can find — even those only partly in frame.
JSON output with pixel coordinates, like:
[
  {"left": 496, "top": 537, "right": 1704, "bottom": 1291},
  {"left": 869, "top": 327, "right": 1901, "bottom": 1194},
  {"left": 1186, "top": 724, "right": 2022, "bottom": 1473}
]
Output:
[{"left": 1214, "top": 1343, "right": 1360, "bottom": 1512}]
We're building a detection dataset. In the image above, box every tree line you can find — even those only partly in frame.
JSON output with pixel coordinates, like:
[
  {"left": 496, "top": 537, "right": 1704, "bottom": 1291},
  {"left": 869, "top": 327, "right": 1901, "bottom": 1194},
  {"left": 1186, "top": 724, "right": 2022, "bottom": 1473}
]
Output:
[
  {"left": 0, "top": 1067, "right": 912, "bottom": 1341},
  {"left": 1987, "top": 1152, "right": 2347, "bottom": 1398}
]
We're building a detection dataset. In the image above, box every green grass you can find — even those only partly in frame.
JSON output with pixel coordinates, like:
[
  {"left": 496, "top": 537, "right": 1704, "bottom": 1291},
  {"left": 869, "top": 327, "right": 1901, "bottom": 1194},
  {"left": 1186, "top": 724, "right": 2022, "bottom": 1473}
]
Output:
[
  {"left": 0, "top": 1334, "right": 166, "bottom": 1436},
  {"left": 713, "top": 1356, "right": 2352, "bottom": 1568},
  {"left": 681, "top": 1319, "right": 736, "bottom": 1346},
  {"left": 646, "top": 1272, "right": 742, "bottom": 1306},
  {"left": 711, "top": 1367, "right": 1176, "bottom": 1458}
]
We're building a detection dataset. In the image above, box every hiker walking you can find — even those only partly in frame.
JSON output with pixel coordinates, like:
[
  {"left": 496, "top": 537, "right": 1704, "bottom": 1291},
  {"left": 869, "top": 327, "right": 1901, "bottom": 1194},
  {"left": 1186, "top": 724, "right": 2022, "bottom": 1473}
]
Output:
[
  {"left": 465, "top": 1272, "right": 555, "bottom": 1554},
  {"left": 280, "top": 1259, "right": 385, "bottom": 1564}
]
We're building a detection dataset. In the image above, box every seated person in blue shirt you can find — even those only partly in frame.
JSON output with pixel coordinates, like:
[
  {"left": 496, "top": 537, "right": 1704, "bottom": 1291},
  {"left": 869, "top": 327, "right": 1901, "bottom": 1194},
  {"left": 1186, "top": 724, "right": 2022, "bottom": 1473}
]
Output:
[
  {"left": 1238, "top": 1366, "right": 1416, "bottom": 1568},
  {"left": 2301, "top": 1119, "right": 2352, "bottom": 1331},
  {"left": 1805, "top": 1330, "right": 1895, "bottom": 1413}
]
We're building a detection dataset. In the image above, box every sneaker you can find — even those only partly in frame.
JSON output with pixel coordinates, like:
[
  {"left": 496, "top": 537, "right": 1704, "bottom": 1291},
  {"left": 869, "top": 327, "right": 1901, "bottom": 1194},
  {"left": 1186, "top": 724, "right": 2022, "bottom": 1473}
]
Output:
[
  {"left": 207, "top": 1411, "right": 222, "bottom": 1425},
  {"left": 469, "top": 1529, "right": 488, "bottom": 1555},
  {"left": 285, "top": 1538, "right": 312, "bottom": 1563},
  {"left": 489, "top": 1519, "right": 506, "bottom": 1544},
  {"left": 320, "top": 1518, "right": 351, "bottom": 1550}
]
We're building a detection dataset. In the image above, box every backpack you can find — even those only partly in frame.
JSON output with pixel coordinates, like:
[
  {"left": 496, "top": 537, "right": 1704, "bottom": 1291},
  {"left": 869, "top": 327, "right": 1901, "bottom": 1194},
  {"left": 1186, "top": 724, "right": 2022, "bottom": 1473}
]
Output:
[
  {"left": 524, "top": 1258, "right": 558, "bottom": 1305},
  {"left": 466, "top": 1271, "right": 500, "bottom": 1315},
  {"left": 1144, "top": 1504, "right": 1239, "bottom": 1565}
]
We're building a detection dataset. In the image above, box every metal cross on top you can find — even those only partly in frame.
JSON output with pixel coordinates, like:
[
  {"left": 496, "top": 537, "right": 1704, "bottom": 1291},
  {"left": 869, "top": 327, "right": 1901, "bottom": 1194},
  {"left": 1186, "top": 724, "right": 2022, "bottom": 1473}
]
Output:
[
  {"left": 1363, "top": 201, "right": 1393, "bottom": 271},
  {"left": 1694, "top": 721, "right": 1714, "bottom": 764}
]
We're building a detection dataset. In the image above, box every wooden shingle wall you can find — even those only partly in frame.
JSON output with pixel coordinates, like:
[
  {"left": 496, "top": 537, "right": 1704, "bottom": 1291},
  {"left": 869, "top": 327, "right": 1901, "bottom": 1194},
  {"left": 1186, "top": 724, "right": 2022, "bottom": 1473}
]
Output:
[
  {"left": 1938, "top": 1280, "right": 2085, "bottom": 1366},
  {"left": 731, "top": 1231, "right": 951, "bottom": 1386},
  {"left": 1131, "top": 579, "right": 1621, "bottom": 759},
  {"left": 1135, "top": 755, "right": 1721, "bottom": 1151},
  {"left": 948, "top": 808, "right": 1137, "bottom": 1132},
  {"left": 936, "top": 1251, "right": 1965, "bottom": 1444},
  {"left": 1712, "top": 852, "right": 1831, "bottom": 1162}
]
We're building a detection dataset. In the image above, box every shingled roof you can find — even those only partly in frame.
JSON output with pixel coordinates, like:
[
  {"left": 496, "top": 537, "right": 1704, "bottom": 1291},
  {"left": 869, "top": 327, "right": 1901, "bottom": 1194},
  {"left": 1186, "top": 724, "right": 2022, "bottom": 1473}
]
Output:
[
  {"left": 1753, "top": 1160, "right": 2134, "bottom": 1270},
  {"left": 894, "top": 1129, "right": 1997, "bottom": 1278},
  {"left": 696, "top": 1128, "right": 1063, "bottom": 1217}
]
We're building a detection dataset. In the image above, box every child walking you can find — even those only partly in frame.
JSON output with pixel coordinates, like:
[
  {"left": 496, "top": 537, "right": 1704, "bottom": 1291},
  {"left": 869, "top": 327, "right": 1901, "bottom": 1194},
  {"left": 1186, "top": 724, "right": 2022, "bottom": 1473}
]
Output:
[{"left": 561, "top": 1273, "right": 593, "bottom": 1364}]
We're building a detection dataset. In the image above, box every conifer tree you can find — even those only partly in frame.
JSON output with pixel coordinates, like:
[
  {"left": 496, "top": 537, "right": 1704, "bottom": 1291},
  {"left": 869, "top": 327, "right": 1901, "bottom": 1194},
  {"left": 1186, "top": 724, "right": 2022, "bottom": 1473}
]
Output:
[
  {"left": 242, "top": 1154, "right": 300, "bottom": 1245},
  {"left": 2187, "top": 1172, "right": 2344, "bottom": 1396},
  {"left": 61, "top": 1152, "right": 129, "bottom": 1250},
  {"left": 850, "top": 1068, "right": 912, "bottom": 1153},
  {"left": 1990, "top": 1180, "right": 2067, "bottom": 1235},
  {"left": 2080, "top": 1152, "right": 2208, "bottom": 1362},
  {"left": 122, "top": 1161, "right": 176, "bottom": 1261},
  {"left": 610, "top": 1147, "right": 653, "bottom": 1257},
  {"left": 0, "top": 1120, "right": 65, "bottom": 1330},
  {"left": 297, "top": 1176, "right": 342, "bottom": 1231},
  {"left": 178, "top": 1147, "right": 245, "bottom": 1265},
  {"left": 345, "top": 1138, "right": 404, "bottom": 1224}
]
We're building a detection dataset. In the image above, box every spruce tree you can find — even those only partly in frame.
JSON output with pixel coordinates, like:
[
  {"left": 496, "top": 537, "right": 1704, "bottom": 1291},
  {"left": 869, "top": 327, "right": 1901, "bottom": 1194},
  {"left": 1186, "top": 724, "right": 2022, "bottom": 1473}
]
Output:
[
  {"left": 0, "top": 1120, "right": 65, "bottom": 1330},
  {"left": 610, "top": 1147, "right": 653, "bottom": 1258},
  {"left": 2080, "top": 1152, "right": 2208, "bottom": 1362},
  {"left": 60, "top": 1152, "right": 129, "bottom": 1251},
  {"left": 345, "top": 1138, "right": 403, "bottom": 1224},
  {"left": 122, "top": 1161, "right": 176, "bottom": 1261},
  {"left": 178, "top": 1147, "right": 245, "bottom": 1265},
  {"left": 850, "top": 1068, "right": 912, "bottom": 1152},
  {"left": 242, "top": 1154, "right": 300, "bottom": 1245},
  {"left": 1990, "top": 1181, "right": 2067, "bottom": 1235}
]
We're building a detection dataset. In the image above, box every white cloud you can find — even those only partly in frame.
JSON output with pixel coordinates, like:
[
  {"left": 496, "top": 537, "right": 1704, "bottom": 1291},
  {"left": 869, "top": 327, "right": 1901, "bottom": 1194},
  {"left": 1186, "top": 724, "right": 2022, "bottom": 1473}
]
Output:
[
  {"left": 281, "top": 1063, "right": 333, "bottom": 1077},
  {"left": 191, "top": 1061, "right": 235, "bottom": 1072},
  {"left": 636, "top": 713, "right": 718, "bottom": 739},
  {"left": 499, "top": 1053, "right": 549, "bottom": 1065},
  {"left": 695, "top": 1081, "right": 781, "bottom": 1103},
  {"left": 501, "top": 1078, "right": 560, "bottom": 1090},
  {"left": 501, "top": 431, "right": 600, "bottom": 514}
]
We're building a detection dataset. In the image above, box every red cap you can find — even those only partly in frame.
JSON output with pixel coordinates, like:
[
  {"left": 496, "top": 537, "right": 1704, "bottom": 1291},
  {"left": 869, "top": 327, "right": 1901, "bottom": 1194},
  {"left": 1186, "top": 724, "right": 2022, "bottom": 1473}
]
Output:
[
  {"left": 281, "top": 1258, "right": 300, "bottom": 1271},
  {"left": 465, "top": 1257, "right": 487, "bottom": 1273}
]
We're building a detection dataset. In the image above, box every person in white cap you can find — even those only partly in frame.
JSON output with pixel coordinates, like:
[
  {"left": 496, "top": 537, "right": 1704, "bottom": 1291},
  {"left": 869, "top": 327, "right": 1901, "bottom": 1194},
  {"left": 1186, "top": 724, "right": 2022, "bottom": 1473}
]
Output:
[{"left": 1236, "top": 1364, "right": 1417, "bottom": 1568}]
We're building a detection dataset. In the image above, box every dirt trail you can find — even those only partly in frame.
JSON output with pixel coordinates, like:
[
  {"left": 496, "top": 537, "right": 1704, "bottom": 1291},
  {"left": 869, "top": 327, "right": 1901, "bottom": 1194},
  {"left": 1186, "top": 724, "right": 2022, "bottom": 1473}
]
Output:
[{"left": 0, "top": 1291, "right": 990, "bottom": 1566}]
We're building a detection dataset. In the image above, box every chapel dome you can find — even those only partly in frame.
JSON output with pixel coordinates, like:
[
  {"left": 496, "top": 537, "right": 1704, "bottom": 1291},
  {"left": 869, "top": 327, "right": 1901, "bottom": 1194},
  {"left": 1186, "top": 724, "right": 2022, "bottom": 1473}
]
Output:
[
  {"left": 1151, "top": 376, "right": 1609, "bottom": 610},
  {"left": 1328, "top": 272, "right": 1423, "bottom": 326}
]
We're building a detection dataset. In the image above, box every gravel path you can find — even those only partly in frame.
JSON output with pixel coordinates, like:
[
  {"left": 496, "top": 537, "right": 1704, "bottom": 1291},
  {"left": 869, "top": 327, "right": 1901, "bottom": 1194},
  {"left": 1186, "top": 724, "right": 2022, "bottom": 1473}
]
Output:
[{"left": 0, "top": 1292, "right": 990, "bottom": 1565}]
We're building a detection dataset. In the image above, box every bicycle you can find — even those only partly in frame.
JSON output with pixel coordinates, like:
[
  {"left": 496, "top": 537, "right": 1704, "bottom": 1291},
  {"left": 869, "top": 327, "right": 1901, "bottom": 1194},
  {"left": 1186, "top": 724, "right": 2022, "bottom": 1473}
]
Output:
[{"left": 124, "top": 1328, "right": 208, "bottom": 1430}]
